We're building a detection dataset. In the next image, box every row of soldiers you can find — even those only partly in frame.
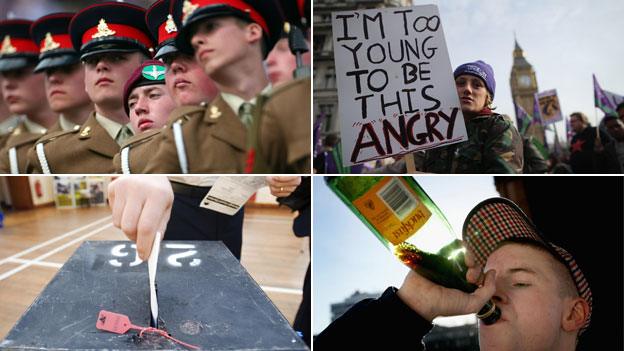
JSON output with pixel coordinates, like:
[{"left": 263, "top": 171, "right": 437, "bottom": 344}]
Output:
[{"left": 0, "top": 0, "right": 310, "bottom": 173}]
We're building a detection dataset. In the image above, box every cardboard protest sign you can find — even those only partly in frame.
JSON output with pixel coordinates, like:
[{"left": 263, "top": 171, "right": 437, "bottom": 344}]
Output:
[
  {"left": 332, "top": 5, "right": 467, "bottom": 166},
  {"left": 536, "top": 89, "right": 563, "bottom": 125}
]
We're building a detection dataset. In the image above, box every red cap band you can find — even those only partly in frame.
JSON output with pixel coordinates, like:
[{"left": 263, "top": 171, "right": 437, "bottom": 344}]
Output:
[
  {"left": 188, "top": 0, "right": 268, "bottom": 35},
  {"left": 82, "top": 22, "right": 153, "bottom": 49},
  {"left": 157, "top": 18, "right": 178, "bottom": 44},
  {"left": 1, "top": 36, "right": 38, "bottom": 55},
  {"left": 297, "top": 0, "right": 305, "bottom": 17},
  {"left": 39, "top": 33, "right": 73, "bottom": 53}
]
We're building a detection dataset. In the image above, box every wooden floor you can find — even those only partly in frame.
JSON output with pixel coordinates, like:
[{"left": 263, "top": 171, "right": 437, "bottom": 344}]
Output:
[{"left": 0, "top": 204, "right": 309, "bottom": 341}]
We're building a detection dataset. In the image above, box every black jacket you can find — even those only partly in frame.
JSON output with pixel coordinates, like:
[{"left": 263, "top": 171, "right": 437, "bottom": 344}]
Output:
[
  {"left": 315, "top": 287, "right": 433, "bottom": 350},
  {"left": 569, "top": 126, "right": 623, "bottom": 173}
]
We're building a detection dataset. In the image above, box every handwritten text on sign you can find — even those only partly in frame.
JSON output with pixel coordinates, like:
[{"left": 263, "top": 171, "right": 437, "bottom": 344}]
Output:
[{"left": 332, "top": 5, "right": 467, "bottom": 165}]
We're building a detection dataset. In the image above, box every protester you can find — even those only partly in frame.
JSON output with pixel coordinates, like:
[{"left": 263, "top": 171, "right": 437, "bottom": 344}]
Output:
[
  {"left": 568, "top": 112, "right": 622, "bottom": 173},
  {"left": 416, "top": 60, "right": 524, "bottom": 173},
  {"left": 603, "top": 114, "right": 624, "bottom": 171}
]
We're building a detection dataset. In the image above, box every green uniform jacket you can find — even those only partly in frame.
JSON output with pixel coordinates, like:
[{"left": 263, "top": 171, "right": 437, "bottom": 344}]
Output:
[{"left": 421, "top": 113, "right": 524, "bottom": 174}]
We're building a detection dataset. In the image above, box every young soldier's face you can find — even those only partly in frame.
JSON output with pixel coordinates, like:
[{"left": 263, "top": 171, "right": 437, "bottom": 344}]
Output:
[
  {"left": 455, "top": 74, "right": 489, "bottom": 115},
  {"left": 127, "top": 85, "right": 176, "bottom": 133},
  {"left": 265, "top": 38, "right": 310, "bottom": 86},
  {"left": 44, "top": 63, "right": 91, "bottom": 113},
  {"left": 83, "top": 52, "right": 144, "bottom": 109},
  {"left": 190, "top": 17, "right": 255, "bottom": 77},
  {"left": 164, "top": 53, "right": 218, "bottom": 106},
  {"left": 265, "top": 38, "right": 296, "bottom": 86},
  {"left": 0, "top": 66, "right": 48, "bottom": 115},
  {"left": 479, "top": 244, "right": 581, "bottom": 351}
]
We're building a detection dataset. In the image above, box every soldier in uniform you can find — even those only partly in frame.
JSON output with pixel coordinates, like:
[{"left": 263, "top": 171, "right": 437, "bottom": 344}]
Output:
[
  {"left": 28, "top": 2, "right": 155, "bottom": 173},
  {"left": 250, "top": 0, "right": 311, "bottom": 173},
  {"left": 31, "top": 13, "right": 93, "bottom": 133},
  {"left": 25, "top": 13, "right": 95, "bottom": 173},
  {"left": 266, "top": 0, "right": 310, "bottom": 87},
  {"left": 0, "top": 19, "right": 57, "bottom": 173},
  {"left": 146, "top": 0, "right": 218, "bottom": 107},
  {"left": 112, "top": 60, "right": 176, "bottom": 173},
  {"left": 418, "top": 60, "right": 524, "bottom": 173},
  {"left": 115, "top": 0, "right": 219, "bottom": 175},
  {"left": 144, "top": 0, "right": 309, "bottom": 173}
]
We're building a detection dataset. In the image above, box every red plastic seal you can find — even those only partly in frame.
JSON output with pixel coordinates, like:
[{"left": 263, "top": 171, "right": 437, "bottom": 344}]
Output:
[
  {"left": 95, "top": 310, "right": 199, "bottom": 350},
  {"left": 96, "top": 310, "right": 139, "bottom": 334}
]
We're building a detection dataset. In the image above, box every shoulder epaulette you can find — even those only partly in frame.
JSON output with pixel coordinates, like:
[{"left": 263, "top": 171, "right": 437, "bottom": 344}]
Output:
[
  {"left": 168, "top": 104, "right": 206, "bottom": 125},
  {"left": 36, "top": 125, "right": 81, "bottom": 145},
  {"left": 263, "top": 77, "right": 310, "bottom": 99},
  {"left": 119, "top": 129, "right": 161, "bottom": 148}
]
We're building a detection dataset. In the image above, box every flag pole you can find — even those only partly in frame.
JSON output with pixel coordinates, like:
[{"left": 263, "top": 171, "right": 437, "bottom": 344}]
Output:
[{"left": 595, "top": 107, "right": 601, "bottom": 143}]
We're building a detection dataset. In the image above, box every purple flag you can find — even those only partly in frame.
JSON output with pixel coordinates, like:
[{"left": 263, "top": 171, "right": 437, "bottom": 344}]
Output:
[
  {"left": 532, "top": 93, "right": 543, "bottom": 126},
  {"left": 514, "top": 100, "right": 531, "bottom": 135},
  {"left": 593, "top": 74, "right": 623, "bottom": 116},
  {"left": 313, "top": 113, "right": 326, "bottom": 158}
]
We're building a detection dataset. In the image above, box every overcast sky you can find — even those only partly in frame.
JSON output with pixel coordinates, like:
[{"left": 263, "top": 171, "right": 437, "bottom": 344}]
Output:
[
  {"left": 313, "top": 176, "right": 499, "bottom": 334},
  {"left": 430, "top": 0, "right": 624, "bottom": 128}
]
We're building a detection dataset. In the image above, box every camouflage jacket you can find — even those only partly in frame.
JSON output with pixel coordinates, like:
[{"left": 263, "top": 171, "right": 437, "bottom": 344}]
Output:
[{"left": 420, "top": 113, "right": 524, "bottom": 173}]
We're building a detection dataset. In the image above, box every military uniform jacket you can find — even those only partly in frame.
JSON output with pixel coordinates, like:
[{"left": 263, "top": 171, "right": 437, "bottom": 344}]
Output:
[
  {"left": 112, "top": 129, "right": 162, "bottom": 174},
  {"left": 420, "top": 113, "right": 524, "bottom": 174},
  {"left": 0, "top": 133, "right": 12, "bottom": 152},
  {"left": 143, "top": 96, "right": 247, "bottom": 173},
  {"left": 26, "top": 112, "right": 119, "bottom": 174},
  {"left": 0, "top": 121, "right": 47, "bottom": 174},
  {"left": 252, "top": 77, "right": 311, "bottom": 173},
  {"left": 25, "top": 120, "right": 69, "bottom": 173},
  {"left": 0, "top": 116, "right": 22, "bottom": 150}
]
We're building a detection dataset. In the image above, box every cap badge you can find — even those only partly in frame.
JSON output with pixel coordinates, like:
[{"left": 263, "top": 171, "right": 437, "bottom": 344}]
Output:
[
  {"left": 182, "top": 0, "right": 199, "bottom": 24},
  {"left": 92, "top": 19, "right": 116, "bottom": 39},
  {"left": 41, "top": 32, "right": 61, "bottom": 53},
  {"left": 165, "top": 14, "right": 178, "bottom": 34},
  {"left": 0, "top": 35, "right": 16, "bottom": 55}
]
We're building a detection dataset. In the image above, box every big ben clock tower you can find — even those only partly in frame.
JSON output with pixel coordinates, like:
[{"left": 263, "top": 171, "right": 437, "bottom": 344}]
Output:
[{"left": 510, "top": 39, "right": 544, "bottom": 143}]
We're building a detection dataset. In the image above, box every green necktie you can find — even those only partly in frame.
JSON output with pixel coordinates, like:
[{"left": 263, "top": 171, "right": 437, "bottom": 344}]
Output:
[
  {"left": 115, "top": 125, "right": 133, "bottom": 145},
  {"left": 238, "top": 102, "right": 254, "bottom": 128}
]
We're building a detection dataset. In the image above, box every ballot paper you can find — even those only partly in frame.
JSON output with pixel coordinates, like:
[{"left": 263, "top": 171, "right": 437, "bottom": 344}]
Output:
[
  {"left": 200, "top": 177, "right": 266, "bottom": 215},
  {"left": 147, "top": 231, "right": 162, "bottom": 327}
]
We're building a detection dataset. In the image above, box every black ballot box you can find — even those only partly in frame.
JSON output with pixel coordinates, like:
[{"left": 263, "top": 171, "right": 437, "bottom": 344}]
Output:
[{"left": 1, "top": 241, "right": 308, "bottom": 350}]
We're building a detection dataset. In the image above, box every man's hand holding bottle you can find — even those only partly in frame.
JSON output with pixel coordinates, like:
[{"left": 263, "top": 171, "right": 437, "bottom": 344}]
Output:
[{"left": 397, "top": 246, "right": 497, "bottom": 322}]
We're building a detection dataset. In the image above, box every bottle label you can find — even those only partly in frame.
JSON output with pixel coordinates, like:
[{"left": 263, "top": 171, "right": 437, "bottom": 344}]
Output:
[{"left": 353, "top": 177, "right": 431, "bottom": 245}]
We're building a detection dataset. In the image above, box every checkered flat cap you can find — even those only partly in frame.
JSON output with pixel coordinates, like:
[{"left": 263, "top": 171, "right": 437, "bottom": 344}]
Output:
[{"left": 462, "top": 197, "right": 592, "bottom": 334}]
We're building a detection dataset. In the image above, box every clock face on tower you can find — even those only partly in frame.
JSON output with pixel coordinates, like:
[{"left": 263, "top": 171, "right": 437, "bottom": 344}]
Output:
[{"left": 518, "top": 74, "right": 531, "bottom": 87}]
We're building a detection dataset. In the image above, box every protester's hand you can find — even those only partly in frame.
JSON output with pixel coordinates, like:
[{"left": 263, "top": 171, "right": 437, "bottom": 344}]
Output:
[
  {"left": 397, "top": 245, "right": 496, "bottom": 322},
  {"left": 266, "top": 176, "right": 301, "bottom": 197},
  {"left": 108, "top": 176, "right": 174, "bottom": 261}
]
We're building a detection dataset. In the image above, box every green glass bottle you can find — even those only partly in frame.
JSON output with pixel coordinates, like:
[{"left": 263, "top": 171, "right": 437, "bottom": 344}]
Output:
[{"left": 325, "top": 176, "right": 500, "bottom": 324}]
